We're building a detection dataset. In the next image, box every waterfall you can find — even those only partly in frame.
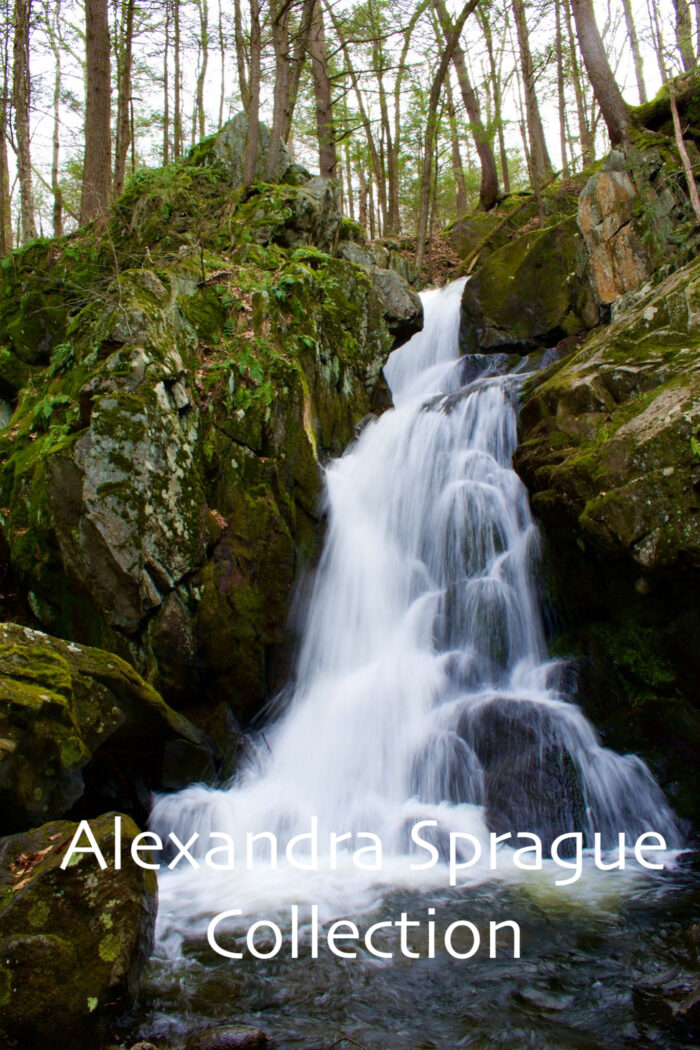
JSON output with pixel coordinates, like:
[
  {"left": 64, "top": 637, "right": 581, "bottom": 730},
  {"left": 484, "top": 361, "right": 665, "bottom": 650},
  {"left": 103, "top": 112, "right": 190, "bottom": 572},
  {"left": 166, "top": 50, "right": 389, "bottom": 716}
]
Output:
[{"left": 152, "top": 279, "right": 679, "bottom": 942}]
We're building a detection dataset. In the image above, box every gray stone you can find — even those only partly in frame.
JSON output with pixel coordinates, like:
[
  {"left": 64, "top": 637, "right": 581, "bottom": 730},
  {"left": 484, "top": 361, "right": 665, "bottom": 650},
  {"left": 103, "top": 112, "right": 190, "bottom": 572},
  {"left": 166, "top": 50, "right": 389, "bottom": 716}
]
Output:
[{"left": 211, "top": 113, "right": 290, "bottom": 185}]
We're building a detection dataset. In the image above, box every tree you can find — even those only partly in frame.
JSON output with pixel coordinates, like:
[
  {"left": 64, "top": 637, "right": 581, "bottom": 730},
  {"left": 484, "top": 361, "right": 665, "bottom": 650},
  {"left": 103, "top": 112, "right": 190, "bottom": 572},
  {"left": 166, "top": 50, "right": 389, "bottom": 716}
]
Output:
[
  {"left": 81, "top": 0, "right": 112, "bottom": 222},
  {"left": 570, "top": 0, "right": 628, "bottom": 146},
  {"left": 621, "top": 0, "right": 647, "bottom": 103},
  {"left": 13, "top": 0, "right": 36, "bottom": 241},
  {"left": 512, "top": 0, "right": 552, "bottom": 188},
  {"left": 309, "top": 0, "right": 336, "bottom": 178},
  {"left": 114, "top": 0, "right": 135, "bottom": 196},
  {"left": 433, "top": 0, "right": 499, "bottom": 209},
  {"left": 415, "top": 0, "right": 479, "bottom": 272},
  {"left": 243, "top": 0, "right": 261, "bottom": 186},
  {"left": 673, "top": 0, "right": 696, "bottom": 71}
]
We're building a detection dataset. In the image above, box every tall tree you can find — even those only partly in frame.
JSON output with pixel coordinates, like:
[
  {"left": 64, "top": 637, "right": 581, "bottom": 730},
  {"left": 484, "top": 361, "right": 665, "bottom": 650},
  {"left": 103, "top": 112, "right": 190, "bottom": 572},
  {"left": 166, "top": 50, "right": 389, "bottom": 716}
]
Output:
[
  {"left": 44, "top": 0, "right": 64, "bottom": 236},
  {"left": 81, "top": 0, "right": 112, "bottom": 223},
  {"left": 673, "top": 0, "right": 696, "bottom": 70},
  {"left": 622, "top": 0, "right": 647, "bottom": 103},
  {"left": 195, "top": 0, "right": 209, "bottom": 139},
  {"left": 243, "top": 0, "right": 261, "bottom": 186},
  {"left": 512, "top": 0, "right": 552, "bottom": 188},
  {"left": 415, "top": 0, "right": 479, "bottom": 272},
  {"left": 114, "top": 0, "right": 135, "bottom": 196},
  {"left": 478, "top": 5, "right": 510, "bottom": 194},
  {"left": 309, "top": 0, "right": 336, "bottom": 178},
  {"left": 267, "top": 0, "right": 292, "bottom": 178},
  {"left": 434, "top": 0, "right": 499, "bottom": 209},
  {"left": 13, "top": 0, "right": 36, "bottom": 241},
  {"left": 0, "top": 0, "right": 12, "bottom": 253},
  {"left": 570, "top": 0, "right": 628, "bottom": 146}
]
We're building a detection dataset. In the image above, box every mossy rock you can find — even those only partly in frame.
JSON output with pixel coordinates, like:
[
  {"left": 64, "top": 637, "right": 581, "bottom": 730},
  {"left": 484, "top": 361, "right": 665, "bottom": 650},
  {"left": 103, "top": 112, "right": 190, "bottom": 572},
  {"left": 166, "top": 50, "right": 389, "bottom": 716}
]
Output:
[
  {"left": 0, "top": 623, "right": 207, "bottom": 833},
  {"left": 0, "top": 138, "right": 420, "bottom": 725},
  {"left": 0, "top": 813, "right": 156, "bottom": 1049},
  {"left": 515, "top": 252, "right": 700, "bottom": 572},
  {"left": 460, "top": 215, "right": 598, "bottom": 354}
]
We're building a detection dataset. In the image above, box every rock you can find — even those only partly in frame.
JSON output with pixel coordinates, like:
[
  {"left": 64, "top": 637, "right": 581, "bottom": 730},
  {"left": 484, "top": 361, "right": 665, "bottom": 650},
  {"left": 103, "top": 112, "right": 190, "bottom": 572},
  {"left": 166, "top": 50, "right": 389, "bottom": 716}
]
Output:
[
  {"left": 338, "top": 243, "right": 422, "bottom": 345},
  {"left": 206, "top": 112, "right": 291, "bottom": 185},
  {"left": 577, "top": 157, "right": 651, "bottom": 306},
  {"left": 460, "top": 215, "right": 598, "bottom": 355},
  {"left": 0, "top": 813, "right": 157, "bottom": 1050},
  {"left": 0, "top": 622, "right": 208, "bottom": 833},
  {"left": 458, "top": 696, "right": 586, "bottom": 850},
  {"left": 0, "top": 153, "right": 420, "bottom": 728},
  {"left": 515, "top": 253, "right": 700, "bottom": 573},
  {"left": 185, "top": 1025, "right": 271, "bottom": 1050},
  {"left": 515, "top": 252, "right": 700, "bottom": 820}
]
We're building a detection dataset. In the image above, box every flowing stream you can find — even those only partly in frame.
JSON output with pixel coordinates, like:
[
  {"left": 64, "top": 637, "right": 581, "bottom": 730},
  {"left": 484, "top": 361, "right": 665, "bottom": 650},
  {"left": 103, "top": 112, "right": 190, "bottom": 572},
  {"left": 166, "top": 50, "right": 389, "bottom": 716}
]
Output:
[{"left": 143, "top": 280, "right": 695, "bottom": 1049}]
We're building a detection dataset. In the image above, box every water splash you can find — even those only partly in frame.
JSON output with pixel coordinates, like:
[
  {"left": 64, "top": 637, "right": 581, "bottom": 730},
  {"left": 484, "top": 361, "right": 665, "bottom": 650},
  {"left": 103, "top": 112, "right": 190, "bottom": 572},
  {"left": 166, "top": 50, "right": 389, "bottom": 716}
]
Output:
[{"left": 152, "top": 278, "right": 678, "bottom": 943}]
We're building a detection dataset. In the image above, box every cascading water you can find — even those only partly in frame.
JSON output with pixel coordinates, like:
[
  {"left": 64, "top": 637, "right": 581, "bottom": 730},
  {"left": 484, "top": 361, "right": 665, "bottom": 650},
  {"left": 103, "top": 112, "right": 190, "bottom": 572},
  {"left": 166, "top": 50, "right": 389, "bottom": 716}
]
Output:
[{"left": 152, "top": 278, "right": 679, "bottom": 946}]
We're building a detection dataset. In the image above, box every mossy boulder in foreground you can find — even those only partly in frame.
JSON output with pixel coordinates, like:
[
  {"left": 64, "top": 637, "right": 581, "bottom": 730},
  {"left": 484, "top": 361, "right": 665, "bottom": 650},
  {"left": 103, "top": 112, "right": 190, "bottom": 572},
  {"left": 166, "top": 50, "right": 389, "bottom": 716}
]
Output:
[
  {"left": 0, "top": 622, "right": 210, "bottom": 834},
  {"left": 0, "top": 813, "right": 156, "bottom": 1049}
]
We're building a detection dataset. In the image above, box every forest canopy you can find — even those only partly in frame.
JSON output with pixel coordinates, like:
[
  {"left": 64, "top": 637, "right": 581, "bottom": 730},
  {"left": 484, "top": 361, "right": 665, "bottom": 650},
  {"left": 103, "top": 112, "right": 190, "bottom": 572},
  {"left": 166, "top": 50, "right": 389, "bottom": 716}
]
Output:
[{"left": 0, "top": 0, "right": 695, "bottom": 260}]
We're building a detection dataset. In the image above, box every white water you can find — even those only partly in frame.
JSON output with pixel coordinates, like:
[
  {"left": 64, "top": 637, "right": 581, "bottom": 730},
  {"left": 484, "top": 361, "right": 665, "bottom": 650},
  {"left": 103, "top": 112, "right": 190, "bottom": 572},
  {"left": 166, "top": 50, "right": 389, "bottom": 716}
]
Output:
[{"left": 152, "top": 279, "right": 679, "bottom": 945}]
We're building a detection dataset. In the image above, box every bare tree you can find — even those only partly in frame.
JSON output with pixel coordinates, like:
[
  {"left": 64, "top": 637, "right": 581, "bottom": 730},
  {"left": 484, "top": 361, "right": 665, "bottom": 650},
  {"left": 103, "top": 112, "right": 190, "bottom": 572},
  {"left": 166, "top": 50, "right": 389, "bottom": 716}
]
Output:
[
  {"left": 243, "top": 0, "right": 261, "bottom": 186},
  {"left": 114, "top": 0, "right": 135, "bottom": 196},
  {"left": 673, "top": 0, "right": 696, "bottom": 70}
]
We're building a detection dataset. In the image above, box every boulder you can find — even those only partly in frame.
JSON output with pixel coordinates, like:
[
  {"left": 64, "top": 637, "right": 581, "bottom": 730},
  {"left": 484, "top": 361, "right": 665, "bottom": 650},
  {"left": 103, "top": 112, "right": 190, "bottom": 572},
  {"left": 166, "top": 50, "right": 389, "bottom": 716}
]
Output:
[
  {"left": 460, "top": 215, "right": 598, "bottom": 355},
  {"left": 0, "top": 622, "right": 208, "bottom": 834},
  {"left": 0, "top": 154, "right": 421, "bottom": 727},
  {"left": 206, "top": 112, "right": 291, "bottom": 185},
  {"left": 0, "top": 813, "right": 157, "bottom": 1050},
  {"left": 577, "top": 152, "right": 651, "bottom": 306},
  {"left": 185, "top": 1026, "right": 271, "bottom": 1050}
]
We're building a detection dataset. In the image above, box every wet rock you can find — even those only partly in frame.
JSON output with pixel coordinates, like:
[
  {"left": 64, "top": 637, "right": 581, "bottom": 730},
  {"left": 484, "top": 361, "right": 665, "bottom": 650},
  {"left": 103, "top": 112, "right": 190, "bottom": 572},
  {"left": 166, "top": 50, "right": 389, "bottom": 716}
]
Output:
[
  {"left": 458, "top": 696, "right": 586, "bottom": 850},
  {"left": 0, "top": 813, "right": 156, "bottom": 1050},
  {"left": 0, "top": 622, "right": 208, "bottom": 833},
  {"left": 185, "top": 1025, "right": 271, "bottom": 1050}
]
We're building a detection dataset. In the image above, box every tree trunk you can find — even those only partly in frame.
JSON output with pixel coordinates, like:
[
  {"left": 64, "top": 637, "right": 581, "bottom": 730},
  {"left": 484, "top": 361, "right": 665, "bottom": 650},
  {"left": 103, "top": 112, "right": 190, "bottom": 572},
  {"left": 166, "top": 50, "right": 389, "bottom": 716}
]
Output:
[
  {"left": 446, "top": 77, "right": 468, "bottom": 214},
  {"left": 309, "top": 0, "right": 336, "bottom": 178},
  {"left": 285, "top": 0, "right": 315, "bottom": 140},
  {"left": 479, "top": 7, "right": 510, "bottom": 194},
  {"left": 81, "top": 0, "right": 111, "bottom": 223},
  {"left": 243, "top": 0, "right": 261, "bottom": 186},
  {"left": 267, "top": 0, "right": 291, "bottom": 179},
  {"left": 570, "top": 0, "right": 628, "bottom": 146},
  {"left": 512, "top": 0, "right": 552, "bottom": 188},
  {"left": 434, "top": 0, "right": 499, "bottom": 210},
  {"left": 565, "top": 0, "right": 594, "bottom": 165},
  {"left": 234, "top": 0, "right": 249, "bottom": 106},
  {"left": 392, "top": 0, "right": 430, "bottom": 234},
  {"left": 13, "top": 0, "right": 36, "bottom": 241},
  {"left": 114, "top": 0, "right": 135, "bottom": 196},
  {"left": 163, "top": 0, "right": 170, "bottom": 164},
  {"left": 173, "top": 0, "right": 183, "bottom": 158},
  {"left": 45, "top": 0, "right": 64, "bottom": 236},
  {"left": 622, "top": 0, "right": 647, "bottom": 102},
  {"left": 0, "top": 13, "right": 12, "bottom": 254},
  {"left": 195, "top": 0, "right": 209, "bottom": 140},
  {"left": 415, "top": 0, "right": 479, "bottom": 273},
  {"left": 218, "top": 0, "right": 226, "bottom": 127},
  {"left": 673, "top": 0, "right": 696, "bottom": 71},
  {"left": 555, "top": 0, "right": 568, "bottom": 179}
]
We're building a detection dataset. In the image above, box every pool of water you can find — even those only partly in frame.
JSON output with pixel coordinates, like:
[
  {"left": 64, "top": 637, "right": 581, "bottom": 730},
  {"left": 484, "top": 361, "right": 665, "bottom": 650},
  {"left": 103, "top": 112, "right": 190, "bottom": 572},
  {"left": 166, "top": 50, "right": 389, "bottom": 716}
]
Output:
[{"left": 127, "top": 853, "right": 700, "bottom": 1050}]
